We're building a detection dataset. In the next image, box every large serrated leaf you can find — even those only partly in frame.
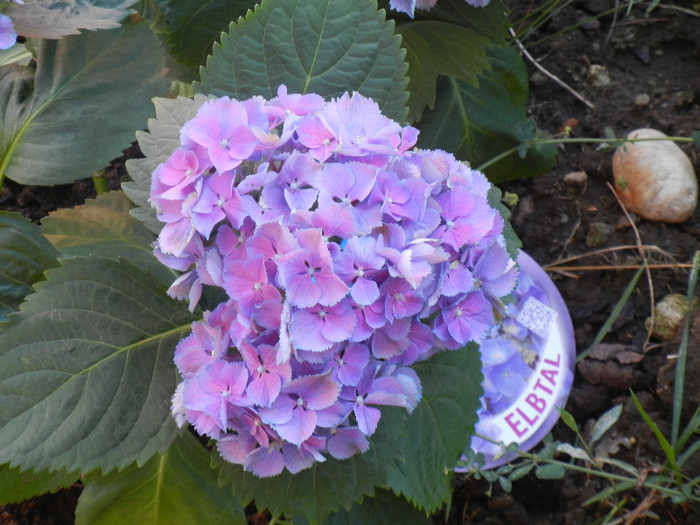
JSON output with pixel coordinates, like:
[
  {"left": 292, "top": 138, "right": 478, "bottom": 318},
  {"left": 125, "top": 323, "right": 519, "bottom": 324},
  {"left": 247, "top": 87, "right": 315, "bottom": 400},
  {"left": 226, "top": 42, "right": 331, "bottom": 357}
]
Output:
[
  {"left": 0, "top": 211, "right": 59, "bottom": 321},
  {"left": 0, "top": 463, "right": 78, "bottom": 505},
  {"left": 4, "top": 0, "right": 138, "bottom": 39},
  {"left": 0, "top": 256, "right": 199, "bottom": 474},
  {"left": 293, "top": 489, "right": 430, "bottom": 525},
  {"left": 41, "top": 191, "right": 174, "bottom": 286},
  {"left": 195, "top": 0, "right": 409, "bottom": 123},
  {"left": 164, "top": 0, "right": 252, "bottom": 79},
  {"left": 123, "top": 94, "right": 212, "bottom": 233},
  {"left": 75, "top": 432, "right": 246, "bottom": 525},
  {"left": 0, "top": 20, "right": 167, "bottom": 186},
  {"left": 398, "top": 21, "right": 491, "bottom": 123},
  {"left": 415, "top": 44, "right": 557, "bottom": 183},
  {"left": 382, "top": 344, "right": 483, "bottom": 513}
]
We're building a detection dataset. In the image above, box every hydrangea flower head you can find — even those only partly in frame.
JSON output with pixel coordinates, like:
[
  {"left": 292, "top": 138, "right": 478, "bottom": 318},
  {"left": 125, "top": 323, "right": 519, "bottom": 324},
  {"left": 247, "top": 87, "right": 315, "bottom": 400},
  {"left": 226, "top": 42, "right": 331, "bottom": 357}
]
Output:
[{"left": 152, "top": 85, "right": 517, "bottom": 477}]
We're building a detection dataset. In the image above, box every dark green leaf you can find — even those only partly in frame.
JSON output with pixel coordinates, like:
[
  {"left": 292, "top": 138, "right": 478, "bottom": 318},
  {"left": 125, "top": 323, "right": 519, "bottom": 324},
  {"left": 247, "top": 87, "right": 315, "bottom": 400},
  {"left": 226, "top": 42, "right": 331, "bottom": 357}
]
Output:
[
  {"left": 382, "top": 344, "right": 483, "bottom": 513},
  {"left": 498, "top": 475, "right": 512, "bottom": 493},
  {"left": 0, "top": 463, "right": 78, "bottom": 505},
  {"left": 557, "top": 408, "right": 578, "bottom": 433},
  {"left": 0, "top": 256, "right": 199, "bottom": 473},
  {"left": 0, "top": 211, "right": 59, "bottom": 321},
  {"left": 398, "top": 21, "right": 491, "bottom": 122},
  {"left": 5, "top": 0, "right": 138, "bottom": 39},
  {"left": 0, "top": 20, "right": 167, "bottom": 186},
  {"left": 293, "top": 489, "right": 430, "bottom": 525},
  {"left": 196, "top": 0, "right": 409, "bottom": 123},
  {"left": 690, "top": 131, "right": 700, "bottom": 145},
  {"left": 75, "top": 432, "right": 246, "bottom": 525},
  {"left": 415, "top": 44, "right": 557, "bottom": 182},
  {"left": 41, "top": 191, "right": 173, "bottom": 286},
  {"left": 164, "top": 0, "right": 252, "bottom": 78},
  {"left": 124, "top": 95, "right": 212, "bottom": 233},
  {"left": 508, "top": 463, "right": 534, "bottom": 482}
]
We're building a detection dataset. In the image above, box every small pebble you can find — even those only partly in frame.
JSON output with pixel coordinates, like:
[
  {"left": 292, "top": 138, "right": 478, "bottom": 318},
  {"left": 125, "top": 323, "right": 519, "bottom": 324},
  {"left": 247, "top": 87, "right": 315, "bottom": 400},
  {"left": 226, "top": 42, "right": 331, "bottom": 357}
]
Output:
[
  {"left": 587, "top": 64, "right": 611, "bottom": 88},
  {"left": 612, "top": 128, "right": 698, "bottom": 223},
  {"left": 564, "top": 171, "right": 588, "bottom": 185},
  {"left": 634, "top": 93, "right": 651, "bottom": 107},
  {"left": 586, "top": 222, "right": 614, "bottom": 248},
  {"left": 645, "top": 293, "right": 700, "bottom": 342}
]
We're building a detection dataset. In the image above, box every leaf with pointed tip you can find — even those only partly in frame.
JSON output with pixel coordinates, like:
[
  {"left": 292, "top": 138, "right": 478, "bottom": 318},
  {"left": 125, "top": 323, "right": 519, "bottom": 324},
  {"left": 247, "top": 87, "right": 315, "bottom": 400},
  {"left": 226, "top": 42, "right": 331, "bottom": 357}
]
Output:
[
  {"left": 123, "top": 95, "right": 212, "bottom": 233},
  {"left": 0, "top": 20, "right": 167, "bottom": 186},
  {"left": 0, "top": 463, "right": 78, "bottom": 505},
  {"left": 381, "top": 344, "right": 483, "bottom": 513},
  {"left": 0, "top": 211, "right": 59, "bottom": 322},
  {"left": 0, "top": 256, "right": 199, "bottom": 474},
  {"left": 4, "top": 0, "right": 138, "bottom": 39},
  {"left": 164, "top": 0, "right": 252, "bottom": 79},
  {"left": 415, "top": 44, "right": 557, "bottom": 183},
  {"left": 75, "top": 432, "right": 246, "bottom": 525},
  {"left": 41, "top": 191, "right": 173, "bottom": 286},
  {"left": 195, "top": 0, "right": 409, "bottom": 123},
  {"left": 398, "top": 21, "right": 491, "bottom": 123}
]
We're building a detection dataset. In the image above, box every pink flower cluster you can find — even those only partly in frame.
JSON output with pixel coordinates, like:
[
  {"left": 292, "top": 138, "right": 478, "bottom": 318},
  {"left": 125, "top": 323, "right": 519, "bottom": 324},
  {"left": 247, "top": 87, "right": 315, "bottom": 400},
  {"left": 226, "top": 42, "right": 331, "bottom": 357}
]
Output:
[{"left": 152, "top": 86, "right": 518, "bottom": 477}]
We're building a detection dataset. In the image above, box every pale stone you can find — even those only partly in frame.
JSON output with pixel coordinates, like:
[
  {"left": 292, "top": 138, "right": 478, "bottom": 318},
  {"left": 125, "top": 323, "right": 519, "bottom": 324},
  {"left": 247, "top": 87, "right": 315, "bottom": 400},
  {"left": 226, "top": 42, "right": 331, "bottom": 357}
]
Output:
[
  {"left": 645, "top": 293, "right": 700, "bottom": 342},
  {"left": 612, "top": 128, "right": 698, "bottom": 223}
]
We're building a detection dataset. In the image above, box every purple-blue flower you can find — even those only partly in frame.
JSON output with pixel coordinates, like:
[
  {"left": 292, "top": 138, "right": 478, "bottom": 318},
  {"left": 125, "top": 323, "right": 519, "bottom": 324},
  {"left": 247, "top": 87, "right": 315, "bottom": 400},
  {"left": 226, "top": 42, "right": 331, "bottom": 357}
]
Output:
[
  {"left": 0, "top": 1, "right": 22, "bottom": 50},
  {"left": 154, "top": 87, "right": 518, "bottom": 476},
  {"left": 389, "top": 0, "right": 489, "bottom": 18}
]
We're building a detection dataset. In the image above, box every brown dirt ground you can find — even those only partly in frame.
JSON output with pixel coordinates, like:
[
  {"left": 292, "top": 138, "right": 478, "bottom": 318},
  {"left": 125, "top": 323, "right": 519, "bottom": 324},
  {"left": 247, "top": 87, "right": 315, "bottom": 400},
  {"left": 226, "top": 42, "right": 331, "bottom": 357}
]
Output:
[{"left": 1, "top": 1, "right": 700, "bottom": 524}]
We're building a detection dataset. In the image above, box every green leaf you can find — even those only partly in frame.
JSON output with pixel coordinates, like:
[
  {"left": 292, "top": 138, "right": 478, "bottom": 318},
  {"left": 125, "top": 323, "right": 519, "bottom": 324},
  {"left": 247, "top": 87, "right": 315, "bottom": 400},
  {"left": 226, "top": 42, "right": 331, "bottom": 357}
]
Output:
[
  {"left": 0, "top": 20, "right": 167, "bottom": 186},
  {"left": 164, "top": 0, "right": 252, "bottom": 78},
  {"left": 75, "top": 432, "right": 246, "bottom": 525},
  {"left": 4, "top": 0, "right": 138, "bottom": 39},
  {"left": 124, "top": 95, "right": 212, "bottom": 233},
  {"left": 41, "top": 191, "right": 173, "bottom": 286},
  {"left": 398, "top": 21, "right": 491, "bottom": 123},
  {"left": 382, "top": 344, "right": 483, "bottom": 513},
  {"left": 0, "top": 256, "right": 199, "bottom": 474},
  {"left": 534, "top": 463, "right": 566, "bottom": 479},
  {"left": 0, "top": 463, "right": 78, "bottom": 505},
  {"left": 415, "top": 44, "right": 557, "bottom": 183},
  {"left": 294, "top": 489, "right": 430, "bottom": 525},
  {"left": 590, "top": 404, "right": 623, "bottom": 445},
  {"left": 0, "top": 211, "right": 59, "bottom": 321},
  {"left": 195, "top": 0, "right": 409, "bottom": 123}
]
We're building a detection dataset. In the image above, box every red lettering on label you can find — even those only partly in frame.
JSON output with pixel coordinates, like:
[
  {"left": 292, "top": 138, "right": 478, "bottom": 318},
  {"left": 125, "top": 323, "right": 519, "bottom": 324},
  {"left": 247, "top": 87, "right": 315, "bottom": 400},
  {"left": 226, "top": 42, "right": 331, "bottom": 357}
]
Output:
[
  {"left": 526, "top": 393, "right": 547, "bottom": 414},
  {"left": 540, "top": 367, "right": 559, "bottom": 387},
  {"left": 504, "top": 412, "right": 527, "bottom": 437},
  {"left": 516, "top": 407, "right": 539, "bottom": 426},
  {"left": 544, "top": 354, "right": 561, "bottom": 367},
  {"left": 533, "top": 377, "right": 553, "bottom": 395}
]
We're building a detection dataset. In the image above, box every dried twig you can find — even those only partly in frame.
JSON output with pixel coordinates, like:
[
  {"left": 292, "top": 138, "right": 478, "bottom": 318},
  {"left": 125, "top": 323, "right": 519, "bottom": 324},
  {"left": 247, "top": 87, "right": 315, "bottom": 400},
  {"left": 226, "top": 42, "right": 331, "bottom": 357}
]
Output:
[
  {"left": 606, "top": 182, "right": 655, "bottom": 349},
  {"left": 509, "top": 28, "right": 595, "bottom": 109}
]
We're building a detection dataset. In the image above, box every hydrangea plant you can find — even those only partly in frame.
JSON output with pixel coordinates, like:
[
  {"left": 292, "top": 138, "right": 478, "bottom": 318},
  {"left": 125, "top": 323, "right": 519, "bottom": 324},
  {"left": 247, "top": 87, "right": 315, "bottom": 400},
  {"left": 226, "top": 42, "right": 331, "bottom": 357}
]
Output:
[
  {"left": 0, "top": 0, "right": 555, "bottom": 523},
  {"left": 151, "top": 87, "right": 518, "bottom": 477}
]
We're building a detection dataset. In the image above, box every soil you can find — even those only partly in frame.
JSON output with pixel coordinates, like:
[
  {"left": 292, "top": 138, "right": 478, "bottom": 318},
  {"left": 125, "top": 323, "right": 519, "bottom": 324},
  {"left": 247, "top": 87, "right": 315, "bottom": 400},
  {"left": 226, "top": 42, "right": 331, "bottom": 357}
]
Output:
[{"left": 2, "top": 2, "right": 700, "bottom": 524}]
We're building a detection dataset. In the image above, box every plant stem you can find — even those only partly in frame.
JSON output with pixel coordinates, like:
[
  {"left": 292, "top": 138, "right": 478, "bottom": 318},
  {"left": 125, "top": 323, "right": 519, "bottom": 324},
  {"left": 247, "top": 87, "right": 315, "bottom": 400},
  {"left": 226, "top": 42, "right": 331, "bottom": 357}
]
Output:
[{"left": 92, "top": 170, "right": 109, "bottom": 195}]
